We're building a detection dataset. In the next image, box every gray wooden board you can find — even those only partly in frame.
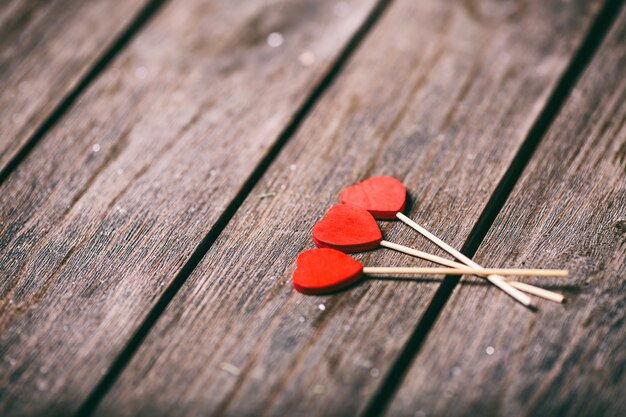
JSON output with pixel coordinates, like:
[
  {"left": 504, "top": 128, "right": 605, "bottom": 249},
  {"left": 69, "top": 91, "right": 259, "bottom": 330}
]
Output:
[
  {"left": 0, "top": 0, "right": 378, "bottom": 415},
  {"left": 93, "top": 0, "right": 607, "bottom": 416},
  {"left": 0, "top": 0, "right": 148, "bottom": 173},
  {"left": 386, "top": 6, "right": 626, "bottom": 417}
]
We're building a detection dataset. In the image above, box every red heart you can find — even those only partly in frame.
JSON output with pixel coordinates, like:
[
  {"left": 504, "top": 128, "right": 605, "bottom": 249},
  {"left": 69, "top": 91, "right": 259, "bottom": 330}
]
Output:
[
  {"left": 293, "top": 248, "right": 364, "bottom": 294},
  {"left": 340, "top": 176, "right": 406, "bottom": 219},
  {"left": 313, "top": 204, "right": 382, "bottom": 253}
]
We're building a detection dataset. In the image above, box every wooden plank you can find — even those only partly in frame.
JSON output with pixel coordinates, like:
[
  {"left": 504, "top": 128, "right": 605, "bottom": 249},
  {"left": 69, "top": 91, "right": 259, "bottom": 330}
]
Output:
[
  {"left": 0, "top": 0, "right": 149, "bottom": 173},
  {"left": 386, "top": 6, "right": 626, "bottom": 417},
  {"left": 0, "top": 0, "right": 378, "bottom": 415},
  {"left": 92, "top": 1, "right": 608, "bottom": 416}
]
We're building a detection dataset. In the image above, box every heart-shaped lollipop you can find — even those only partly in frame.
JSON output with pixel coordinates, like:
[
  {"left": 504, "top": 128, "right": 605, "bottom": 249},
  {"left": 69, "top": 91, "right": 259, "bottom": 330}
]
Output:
[
  {"left": 312, "top": 204, "right": 382, "bottom": 252},
  {"left": 340, "top": 176, "right": 406, "bottom": 219},
  {"left": 293, "top": 248, "right": 363, "bottom": 294},
  {"left": 292, "top": 248, "right": 565, "bottom": 295}
]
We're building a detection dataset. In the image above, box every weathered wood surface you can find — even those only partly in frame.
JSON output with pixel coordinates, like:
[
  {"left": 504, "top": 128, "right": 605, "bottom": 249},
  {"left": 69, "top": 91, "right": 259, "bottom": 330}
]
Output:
[
  {"left": 93, "top": 1, "right": 609, "bottom": 416},
  {"left": 0, "top": 0, "right": 378, "bottom": 415},
  {"left": 0, "top": 0, "right": 149, "bottom": 173},
  {"left": 387, "top": 7, "right": 626, "bottom": 417}
]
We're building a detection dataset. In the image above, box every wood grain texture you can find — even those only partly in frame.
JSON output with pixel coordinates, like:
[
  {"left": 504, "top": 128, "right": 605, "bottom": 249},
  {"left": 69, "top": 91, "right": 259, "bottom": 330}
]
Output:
[
  {"left": 93, "top": 1, "right": 607, "bottom": 416},
  {"left": 0, "top": 0, "right": 148, "bottom": 173},
  {"left": 386, "top": 6, "right": 626, "bottom": 417},
  {"left": 0, "top": 0, "right": 378, "bottom": 415}
]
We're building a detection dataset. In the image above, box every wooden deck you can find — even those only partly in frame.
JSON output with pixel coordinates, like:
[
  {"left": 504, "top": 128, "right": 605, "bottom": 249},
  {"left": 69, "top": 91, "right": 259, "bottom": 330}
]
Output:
[{"left": 1, "top": 0, "right": 625, "bottom": 416}]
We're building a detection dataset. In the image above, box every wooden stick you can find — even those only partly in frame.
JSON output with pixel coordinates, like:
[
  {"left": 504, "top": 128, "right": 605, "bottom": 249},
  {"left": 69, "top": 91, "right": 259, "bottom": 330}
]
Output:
[
  {"left": 381, "top": 240, "right": 462, "bottom": 268},
  {"left": 396, "top": 213, "right": 533, "bottom": 307},
  {"left": 379, "top": 242, "right": 566, "bottom": 276},
  {"left": 363, "top": 267, "right": 464, "bottom": 275},
  {"left": 501, "top": 281, "right": 564, "bottom": 303},
  {"left": 363, "top": 266, "right": 565, "bottom": 276},
  {"left": 380, "top": 240, "right": 565, "bottom": 303}
]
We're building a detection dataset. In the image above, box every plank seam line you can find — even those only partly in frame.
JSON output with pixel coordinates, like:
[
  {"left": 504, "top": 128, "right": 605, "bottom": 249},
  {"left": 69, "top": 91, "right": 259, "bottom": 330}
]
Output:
[
  {"left": 361, "top": 0, "right": 626, "bottom": 416},
  {"left": 73, "top": 1, "right": 395, "bottom": 415},
  {"left": 0, "top": 0, "right": 168, "bottom": 187}
]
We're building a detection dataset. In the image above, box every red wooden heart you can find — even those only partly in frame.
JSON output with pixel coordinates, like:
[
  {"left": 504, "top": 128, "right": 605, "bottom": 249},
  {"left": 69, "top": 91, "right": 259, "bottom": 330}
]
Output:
[
  {"left": 340, "top": 176, "right": 406, "bottom": 219},
  {"left": 293, "top": 248, "right": 364, "bottom": 294},
  {"left": 313, "top": 204, "right": 382, "bottom": 253}
]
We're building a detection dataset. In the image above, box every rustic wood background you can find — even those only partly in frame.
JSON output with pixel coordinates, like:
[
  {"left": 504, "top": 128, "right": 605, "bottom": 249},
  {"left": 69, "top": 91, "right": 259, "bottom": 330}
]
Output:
[{"left": 1, "top": 0, "right": 624, "bottom": 416}]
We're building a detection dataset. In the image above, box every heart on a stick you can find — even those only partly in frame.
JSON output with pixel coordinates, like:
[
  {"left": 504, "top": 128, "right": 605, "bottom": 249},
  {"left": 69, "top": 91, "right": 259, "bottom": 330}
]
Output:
[
  {"left": 340, "top": 176, "right": 406, "bottom": 219},
  {"left": 293, "top": 248, "right": 364, "bottom": 294},
  {"left": 313, "top": 204, "right": 382, "bottom": 253}
]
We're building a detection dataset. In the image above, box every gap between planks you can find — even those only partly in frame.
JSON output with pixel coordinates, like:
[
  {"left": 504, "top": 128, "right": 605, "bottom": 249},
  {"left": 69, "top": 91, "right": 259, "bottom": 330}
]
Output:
[
  {"left": 0, "top": 0, "right": 168, "bottom": 187},
  {"left": 361, "top": 0, "right": 626, "bottom": 416},
  {"left": 74, "top": 1, "right": 395, "bottom": 416}
]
